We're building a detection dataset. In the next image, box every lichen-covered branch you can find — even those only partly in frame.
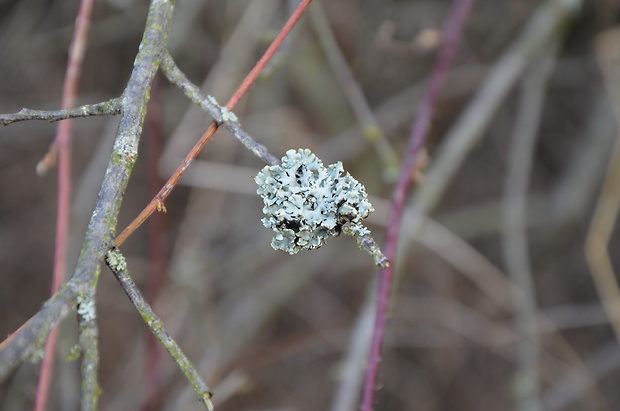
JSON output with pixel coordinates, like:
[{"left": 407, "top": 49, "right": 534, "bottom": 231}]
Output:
[
  {"left": 160, "top": 52, "right": 280, "bottom": 166},
  {"left": 342, "top": 223, "right": 389, "bottom": 269},
  {"left": 0, "top": 283, "right": 78, "bottom": 380},
  {"left": 116, "top": 2, "right": 313, "bottom": 246},
  {"left": 0, "top": 0, "right": 175, "bottom": 384},
  {"left": 105, "top": 249, "right": 214, "bottom": 411},
  {"left": 76, "top": 275, "right": 101, "bottom": 411},
  {"left": 0, "top": 98, "right": 122, "bottom": 126}
]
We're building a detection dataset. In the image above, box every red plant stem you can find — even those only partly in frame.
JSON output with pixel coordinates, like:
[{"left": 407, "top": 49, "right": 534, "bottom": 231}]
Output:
[
  {"left": 360, "top": 0, "right": 475, "bottom": 409},
  {"left": 143, "top": 75, "right": 167, "bottom": 411},
  {"left": 225, "top": 0, "right": 312, "bottom": 109},
  {"left": 34, "top": 1, "right": 95, "bottom": 410},
  {"left": 116, "top": 0, "right": 314, "bottom": 246}
]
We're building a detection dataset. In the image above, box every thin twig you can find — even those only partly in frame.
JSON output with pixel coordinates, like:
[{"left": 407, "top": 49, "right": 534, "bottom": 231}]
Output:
[
  {"left": 407, "top": 0, "right": 583, "bottom": 237},
  {"left": 360, "top": 0, "right": 475, "bottom": 409},
  {"left": 159, "top": 52, "right": 279, "bottom": 166},
  {"left": 144, "top": 74, "right": 168, "bottom": 406},
  {"left": 341, "top": 223, "right": 389, "bottom": 269},
  {"left": 76, "top": 282, "right": 101, "bottom": 411},
  {"left": 116, "top": 0, "right": 314, "bottom": 246},
  {"left": 35, "top": 0, "right": 96, "bottom": 408},
  {"left": 224, "top": 0, "right": 313, "bottom": 110},
  {"left": 585, "top": 27, "right": 620, "bottom": 343},
  {"left": 503, "top": 36, "right": 560, "bottom": 411},
  {"left": 0, "top": 0, "right": 174, "bottom": 384},
  {"left": 308, "top": 2, "right": 399, "bottom": 180},
  {"left": 329, "top": 278, "right": 377, "bottom": 411},
  {"left": 0, "top": 98, "right": 121, "bottom": 126},
  {"left": 105, "top": 249, "right": 214, "bottom": 411}
]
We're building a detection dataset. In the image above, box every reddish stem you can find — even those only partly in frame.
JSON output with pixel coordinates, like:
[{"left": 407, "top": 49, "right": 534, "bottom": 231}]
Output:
[
  {"left": 360, "top": 0, "right": 476, "bottom": 409},
  {"left": 146, "top": 76, "right": 167, "bottom": 303},
  {"left": 141, "top": 74, "right": 168, "bottom": 411},
  {"left": 34, "top": 0, "right": 95, "bottom": 410},
  {"left": 116, "top": 0, "right": 314, "bottom": 246}
]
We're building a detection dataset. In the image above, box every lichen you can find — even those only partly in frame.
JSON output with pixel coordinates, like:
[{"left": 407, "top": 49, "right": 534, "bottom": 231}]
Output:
[
  {"left": 77, "top": 295, "right": 96, "bottom": 322},
  {"left": 106, "top": 248, "right": 127, "bottom": 272},
  {"left": 206, "top": 95, "right": 219, "bottom": 107},
  {"left": 255, "top": 149, "right": 375, "bottom": 255},
  {"left": 220, "top": 107, "right": 238, "bottom": 123}
]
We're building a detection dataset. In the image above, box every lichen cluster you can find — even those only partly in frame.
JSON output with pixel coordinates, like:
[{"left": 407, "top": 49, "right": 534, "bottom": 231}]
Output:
[{"left": 255, "top": 149, "right": 374, "bottom": 255}]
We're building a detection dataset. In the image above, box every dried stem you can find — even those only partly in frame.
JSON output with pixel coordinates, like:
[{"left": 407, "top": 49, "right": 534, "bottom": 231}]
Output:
[
  {"left": 141, "top": 74, "right": 168, "bottom": 406},
  {"left": 407, "top": 0, "right": 583, "bottom": 235},
  {"left": 341, "top": 223, "right": 389, "bottom": 269},
  {"left": 503, "top": 36, "right": 560, "bottom": 411},
  {"left": 585, "top": 28, "right": 620, "bottom": 343},
  {"left": 0, "top": 98, "right": 121, "bottom": 126},
  {"left": 360, "top": 0, "right": 475, "bottom": 409},
  {"left": 116, "top": 0, "right": 313, "bottom": 246},
  {"left": 77, "top": 283, "right": 101, "bottom": 411},
  {"left": 35, "top": 0, "right": 96, "bottom": 409},
  {"left": 308, "top": 2, "right": 399, "bottom": 180},
  {"left": 105, "top": 249, "right": 214, "bottom": 411}
]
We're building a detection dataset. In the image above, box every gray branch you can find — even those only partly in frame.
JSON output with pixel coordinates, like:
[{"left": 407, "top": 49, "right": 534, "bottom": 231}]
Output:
[
  {"left": 105, "top": 249, "right": 214, "bottom": 410},
  {"left": 0, "top": 98, "right": 122, "bottom": 126},
  {"left": 160, "top": 52, "right": 280, "bottom": 166},
  {"left": 0, "top": 0, "right": 174, "bottom": 386}
]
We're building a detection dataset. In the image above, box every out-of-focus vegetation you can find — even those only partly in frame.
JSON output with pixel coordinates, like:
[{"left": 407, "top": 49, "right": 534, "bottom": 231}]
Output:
[{"left": 1, "top": 0, "right": 619, "bottom": 410}]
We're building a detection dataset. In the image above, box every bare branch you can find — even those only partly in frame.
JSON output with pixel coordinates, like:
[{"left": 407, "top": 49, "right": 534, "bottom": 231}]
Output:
[
  {"left": 160, "top": 52, "right": 280, "bottom": 166},
  {"left": 0, "top": 0, "right": 174, "bottom": 382},
  {"left": 105, "top": 249, "right": 214, "bottom": 411},
  {"left": 0, "top": 98, "right": 122, "bottom": 126},
  {"left": 76, "top": 287, "right": 101, "bottom": 411}
]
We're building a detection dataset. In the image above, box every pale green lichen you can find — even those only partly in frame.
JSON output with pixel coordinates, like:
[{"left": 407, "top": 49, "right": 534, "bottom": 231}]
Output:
[
  {"left": 67, "top": 344, "right": 82, "bottom": 361},
  {"left": 206, "top": 95, "right": 219, "bottom": 107},
  {"left": 255, "top": 149, "right": 375, "bottom": 255},
  {"left": 106, "top": 248, "right": 127, "bottom": 272},
  {"left": 77, "top": 295, "right": 96, "bottom": 322},
  {"left": 220, "top": 107, "right": 238, "bottom": 123}
]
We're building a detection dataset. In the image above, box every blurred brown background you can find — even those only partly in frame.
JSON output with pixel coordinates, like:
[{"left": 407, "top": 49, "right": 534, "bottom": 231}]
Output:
[{"left": 1, "top": 0, "right": 620, "bottom": 410}]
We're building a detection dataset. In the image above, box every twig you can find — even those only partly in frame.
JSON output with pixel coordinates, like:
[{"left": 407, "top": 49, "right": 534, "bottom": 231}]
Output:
[
  {"left": 308, "top": 2, "right": 399, "bottom": 180},
  {"left": 360, "top": 0, "right": 475, "bottom": 409},
  {"left": 144, "top": 74, "right": 168, "bottom": 406},
  {"left": 503, "top": 36, "right": 560, "bottom": 411},
  {"left": 159, "top": 52, "right": 280, "bottom": 166},
  {"left": 341, "top": 223, "right": 389, "bottom": 269},
  {"left": 0, "top": 0, "right": 174, "bottom": 384},
  {"left": 0, "top": 283, "right": 78, "bottom": 380},
  {"left": 224, "top": 0, "right": 313, "bottom": 110},
  {"left": 35, "top": 0, "right": 96, "bottom": 409},
  {"left": 585, "top": 27, "right": 620, "bottom": 342},
  {"left": 329, "top": 278, "right": 377, "bottom": 411},
  {"left": 116, "top": 0, "right": 314, "bottom": 246},
  {"left": 0, "top": 98, "right": 121, "bottom": 126},
  {"left": 76, "top": 285, "right": 101, "bottom": 411},
  {"left": 105, "top": 249, "right": 214, "bottom": 411},
  {"left": 542, "top": 339, "right": 618, "bottom": 411},
  {"left": 407, "top": 0, "right": 583, "bottom": 237}
]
